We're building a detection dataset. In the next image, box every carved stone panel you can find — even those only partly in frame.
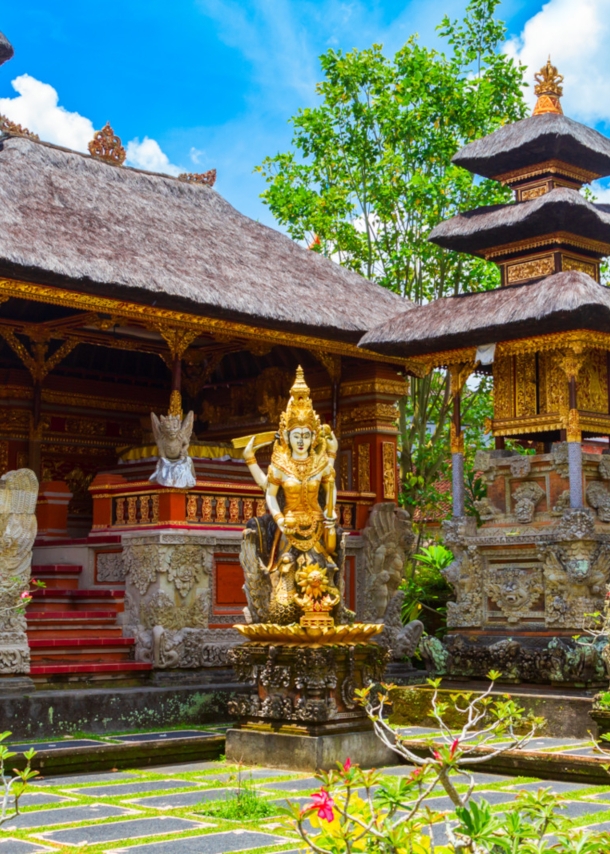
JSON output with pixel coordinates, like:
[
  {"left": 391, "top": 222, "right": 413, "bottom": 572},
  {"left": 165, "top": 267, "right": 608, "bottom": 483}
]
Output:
[{"left": 361, "top": 503, "right": 414, "bottom": 622}]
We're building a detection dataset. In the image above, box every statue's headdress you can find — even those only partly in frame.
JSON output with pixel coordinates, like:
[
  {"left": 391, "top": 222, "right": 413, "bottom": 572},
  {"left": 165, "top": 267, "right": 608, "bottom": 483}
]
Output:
[{"left": 279, "top": 366, "right": 320, "bottom": 434}]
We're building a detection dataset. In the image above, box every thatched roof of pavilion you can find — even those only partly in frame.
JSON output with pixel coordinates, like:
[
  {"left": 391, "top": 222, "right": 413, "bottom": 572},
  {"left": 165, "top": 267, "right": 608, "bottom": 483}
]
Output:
[
  {"left": 428, "top": 188, "right": 610, "bottom": 255},
  {"left": 452, "top": 113, "right": 610, "bottom": 179},
  {"left": 0, "top": 134, "right": 406, "bottom": 343},
  {"left": 358, "top": 271, "right": 610, "bottom": 357}
]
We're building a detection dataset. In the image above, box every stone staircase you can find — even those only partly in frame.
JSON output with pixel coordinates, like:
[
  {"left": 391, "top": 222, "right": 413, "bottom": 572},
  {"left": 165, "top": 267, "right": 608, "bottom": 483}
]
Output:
[{"left": 26, "top": 564, "right": 151, "bottom": 684}]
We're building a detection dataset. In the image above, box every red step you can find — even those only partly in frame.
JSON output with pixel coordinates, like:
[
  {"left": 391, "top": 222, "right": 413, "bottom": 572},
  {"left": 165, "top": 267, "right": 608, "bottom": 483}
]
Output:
[
  {"left": 28, "top": 589, "right": 124, "bottom": 612},
  {"left": 29, "top": 637, "right": 135, "bottom": 664},
  {"left": 31, "top": 565, "right": 82, "bottom": 590},
  {"left": 26, "top": 611, "right": 122, "bottom": 640}
]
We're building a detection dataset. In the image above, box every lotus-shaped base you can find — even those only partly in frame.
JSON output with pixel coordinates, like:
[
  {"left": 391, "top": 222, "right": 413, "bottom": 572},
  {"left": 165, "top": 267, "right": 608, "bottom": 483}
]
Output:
[{"left": 234, "top": 621, "right": 384, "bottom": 645}]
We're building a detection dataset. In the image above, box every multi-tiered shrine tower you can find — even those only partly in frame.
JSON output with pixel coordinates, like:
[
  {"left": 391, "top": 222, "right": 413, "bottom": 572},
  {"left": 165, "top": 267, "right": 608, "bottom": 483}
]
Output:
[{"left": 361, "top": 62, "right": 610, "bottom": 685}]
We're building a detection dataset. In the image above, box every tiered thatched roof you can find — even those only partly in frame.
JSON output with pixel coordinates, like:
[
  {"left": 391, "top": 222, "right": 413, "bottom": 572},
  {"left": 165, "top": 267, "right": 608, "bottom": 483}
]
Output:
[
  {"left": 359, "top": 271, "right": 610, "bottom": 357},
  {"left": 453, "top": 113, "right": 610, "bottom": 179},
  {"left": 428, "top": 188, "right": 610, "bottom": 255},
  {"left": 0, "top": 135, "right": 406, "bottom": 343}
]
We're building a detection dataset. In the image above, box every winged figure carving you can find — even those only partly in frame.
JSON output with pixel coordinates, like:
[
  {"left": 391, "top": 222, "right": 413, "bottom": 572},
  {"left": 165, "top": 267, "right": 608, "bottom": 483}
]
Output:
[{"left": 149, "top": 411, "right": 196, "bottom": 488}]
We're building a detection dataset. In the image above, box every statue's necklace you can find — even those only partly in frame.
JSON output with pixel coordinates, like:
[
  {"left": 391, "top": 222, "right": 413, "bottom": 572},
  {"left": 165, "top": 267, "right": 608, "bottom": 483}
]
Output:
[{"left": 291, "top": 455, "right": 314, "bottom": 479}]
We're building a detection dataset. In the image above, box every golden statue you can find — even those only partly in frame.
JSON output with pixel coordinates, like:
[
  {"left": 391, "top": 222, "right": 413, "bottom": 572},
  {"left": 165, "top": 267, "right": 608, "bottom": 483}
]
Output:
[{"left": 235, "top": 366, "right": 377, "bottom": 642}]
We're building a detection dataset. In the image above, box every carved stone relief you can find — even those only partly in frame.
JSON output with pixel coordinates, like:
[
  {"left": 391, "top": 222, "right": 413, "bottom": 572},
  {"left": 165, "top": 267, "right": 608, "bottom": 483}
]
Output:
[
  {"left": 512, "top": 482, "right": 545, "bottom": 523},
  {"left": 510, "top": 457, "right": 532, "bottom": 478},
  {"left": 443, "top": 546, "right": 483, "bottom": 628},
  {"left": 96, "top": 551, "right": 126, "bottom": 583},
  {"left": 586, "top": 482, "right": 610, "bottom": 522},
  {"left": 361, "top": 503, "right": 414, "bottom": 622},
  {"left": 599, "top": 454, "right": 610, "bottom": 481},
  {"left": 0, "top": 469, "right": 38, "bottom": 674},
  {"left": 552, "top": 442, "right": 570, "bottom": 478},
  {"left": 487, "top": 565, "right": 544, "bottom": 623}
]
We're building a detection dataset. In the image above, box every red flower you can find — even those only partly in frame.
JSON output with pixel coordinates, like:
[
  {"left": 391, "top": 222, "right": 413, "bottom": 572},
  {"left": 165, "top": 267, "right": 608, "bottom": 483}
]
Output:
[
  {"left": 311, "top": 788, "right": 335, "bottom": 822},
  {"left": 343, "top": 758, "right": 352, "bottom": 772},
  {"left": 450, "top": 738, "right": 460, "bottom": 759},
  {"left": 410, "top": 767, "right": 423, "bottom": 780},
  {"left": 432, "top": 750, "right": 442, "bottom": 761}
]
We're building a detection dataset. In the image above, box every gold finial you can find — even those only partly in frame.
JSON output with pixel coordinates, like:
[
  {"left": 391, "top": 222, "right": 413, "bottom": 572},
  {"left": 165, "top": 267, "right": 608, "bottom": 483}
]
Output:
[
  {"left": 0, "top": 114, "right": 39, "bottom": 140},
  {"left": 168, "top": 389, "right": 183, "bottom": 418},
  {"left": 280, "top": 366, "right": 320, "bottom": 434},
  {"left": 88, "top": 122, "right": 126, "bottom": 165},
  {"left": 290, "top": 365, "right": 310, "bottom": 400},
  {"left": 533, "top": 57, "right": 564, "bottom": 116},
  {"left": 178, "top": 169, "right": 216, "bottom": 187}
]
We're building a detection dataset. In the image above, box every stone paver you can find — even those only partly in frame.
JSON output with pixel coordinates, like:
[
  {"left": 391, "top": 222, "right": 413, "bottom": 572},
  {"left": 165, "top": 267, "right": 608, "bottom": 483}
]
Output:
[
  {"left": 32, "top": 771, "right": 137, "bottom": 787},
  {"left": 111, "top": 730, "right": 215, "bottom": 743},
  {"left": 3, "top": 803, "right": 135, "bottom": 830},
  {"left": 39, "top": 816, "right": 208, "bottom": 846},
  {"left": 0, "top": 842, "right": 54, "bottom": 854},
  {"left": 8, "top": 792, "right": 71, "bottom": 806},
  {"left": 511, "top": 781, "right": 599, "bottom": 794},
  {"left": 65, "top": 778, "right": 199, "bottom": 797},
  {"left": 129, "top": 788, "right": 237, "bottom": 809},
  {"left": 261, "top": 777, "right": 319, "bottom": 792},
  {"left": 7, "top": 739, "right": 104, "bottom": 752},
  {"left": 106, "top": 830, "right": 290, "bottom": 854}
]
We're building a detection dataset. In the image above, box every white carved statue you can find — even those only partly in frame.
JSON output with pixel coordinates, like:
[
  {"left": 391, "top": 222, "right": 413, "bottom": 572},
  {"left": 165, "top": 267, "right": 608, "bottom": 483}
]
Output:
[
  {"left": 149, "top": 410, "right": 196, "bottom": 489},
  {"left": 0, "top": 468, "right": 38, "bottom": 674}
]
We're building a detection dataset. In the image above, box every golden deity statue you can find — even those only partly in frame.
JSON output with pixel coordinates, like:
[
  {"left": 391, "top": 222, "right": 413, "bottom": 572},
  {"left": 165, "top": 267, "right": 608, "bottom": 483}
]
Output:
[{"left": 234, "top": 367, "right": 380, "bottom": 643}]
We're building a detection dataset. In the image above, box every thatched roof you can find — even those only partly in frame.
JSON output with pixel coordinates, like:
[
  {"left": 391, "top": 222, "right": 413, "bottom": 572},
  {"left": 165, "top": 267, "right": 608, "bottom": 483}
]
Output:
[
  {"left": 428, "top": 188, "right": 610, "bottom": 255},
  {"left": 359, "top": 271, "right": 610, "bottom": 357},
  {"left": 0, "top": 32, "right": 13, "bottom": 66},
  {"left": 453, "top": 113, "right": 610, "bottom": 179},
  {"left": 0, "top": 135, "right": 406, "bottom": 343}
]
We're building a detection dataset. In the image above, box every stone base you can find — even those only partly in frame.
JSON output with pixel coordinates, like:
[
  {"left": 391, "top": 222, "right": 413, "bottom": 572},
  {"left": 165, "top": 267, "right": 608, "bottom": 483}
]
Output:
[
  {"left": 384, "top": 662, "right": 429, "bottom": 686},
  {"left": 0, "top": 675, "right": 35, "bottom": 694},
  {"left": 226, "top": 726, "right": 397, "bottom": 772}
]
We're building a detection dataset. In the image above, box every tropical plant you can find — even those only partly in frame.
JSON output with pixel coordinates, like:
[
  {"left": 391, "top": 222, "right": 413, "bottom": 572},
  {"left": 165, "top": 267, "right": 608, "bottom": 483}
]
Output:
[
  {"left": 197, "top": 765, "right": 277, "bottom": 820},
  {"left": 401, "top": 544, "right": 454, "bottom": 634},
  {"left": 0, "top": 731, "right": 37, "bottom": 826},
  {"left": 287, "top": 676, "right": 610, "bottom": 852},
  {"left": 257, "top": 0, "right": 527, "bottom": 515}
]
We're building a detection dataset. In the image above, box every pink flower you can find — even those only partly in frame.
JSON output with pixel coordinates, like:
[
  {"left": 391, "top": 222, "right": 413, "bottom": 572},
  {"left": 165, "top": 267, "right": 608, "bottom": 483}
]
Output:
[
  {"left": 343, "top": 758, "right": 352, "bottom": 772},
  {"left": 411, "top": 767, "right": 423, "bottom": 779},
  {"left": 450, "top": 739, "right": 460, "bottom": 759},
  {"left": 311, "top": 788, "right": 335, "bottom": 822},
  {"left": 20, "top": 592, "right": 31, "bottom": 600},
  {"left": 432, "top": 750, "right": 442, "bottom": 762}
]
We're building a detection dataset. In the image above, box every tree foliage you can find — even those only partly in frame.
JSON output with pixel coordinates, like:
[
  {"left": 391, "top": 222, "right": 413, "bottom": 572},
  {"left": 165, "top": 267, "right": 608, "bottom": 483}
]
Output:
[{"left": 257, "top": 0, "right": 527, "bottom": 516}]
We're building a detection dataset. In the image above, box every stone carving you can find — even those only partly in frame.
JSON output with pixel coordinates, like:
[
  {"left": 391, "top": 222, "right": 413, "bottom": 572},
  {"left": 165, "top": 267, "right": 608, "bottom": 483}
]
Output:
[
  {"left": 150, "top": 410, "right": 196, "bottom": 489},
  {"left": 123, "top": 546, "right": 159, "bottom": 595},
  {"left": 442, "top": 516, "right": 477, "bottom": 550},
  {"left": 166, "top": 545, "right": 201, "bottom": 597},
  {"left": 586, "top": 482, "right": 610, "bottom": 522},
  {"left": 361, "top": 503, "right": 414, "bottom": 622},
  {"left": 473, "top": 450, "right": 495, "bottom": 484},
  {"left": 474, "top": 496, "right": 501, "bottom": 521},
  {"left": 443, "top": 546, "right": 483, "bottom": 628},
  {"left": 539, "top": 541, "right": 610, "bottom": 627},
  {"left": 96, "top": 551, "right": 125, "bottom": 583},
  {"left": 376, "top": 589, "right": 424, "bottom": 661},
  {"left": 552, "top": 490, "right": 571, "bottom": 516},
  {"left": 599, "top": 454, "right": 610, "bottom": 481},
  {"left": 487, "top": 566, "right": 544, "bottom": 623},
  {"left": 0, "top": 469, "right": 38, "bottom": 674},
  {"left": 419, "top": 635, "right": 450, "bottom": 675},
  {"left": 510, "top": 456, "right": 532, "bottom": 478},
  {"left": 134, "top": 625, "right": 241, "bottom": 669},
  {"left": 554, "top": 508, "right": 595, "bottom": 539},
  {"left": 552, "top": 442, "right": 570, "bottom": 477},
  {"left": 512, "top": 481, "right": 545, "bottom": 523}
]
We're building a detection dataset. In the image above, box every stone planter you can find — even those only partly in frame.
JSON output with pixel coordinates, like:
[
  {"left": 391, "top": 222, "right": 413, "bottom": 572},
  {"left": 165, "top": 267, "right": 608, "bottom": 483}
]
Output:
[{"left": 590, "top": 707, "right": 610, "bottom": 738}]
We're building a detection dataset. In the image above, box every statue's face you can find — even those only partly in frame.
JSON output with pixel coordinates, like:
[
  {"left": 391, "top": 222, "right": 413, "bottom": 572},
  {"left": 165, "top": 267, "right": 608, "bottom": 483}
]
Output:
[{"left": 289, "top": 428, "right": 312, "bottom": 455}]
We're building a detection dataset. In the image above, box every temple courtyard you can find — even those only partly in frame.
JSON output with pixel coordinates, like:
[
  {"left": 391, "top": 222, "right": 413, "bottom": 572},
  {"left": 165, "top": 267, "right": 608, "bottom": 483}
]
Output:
[{"left": 2, "top": 725, "right": 610, "bottom": 853}]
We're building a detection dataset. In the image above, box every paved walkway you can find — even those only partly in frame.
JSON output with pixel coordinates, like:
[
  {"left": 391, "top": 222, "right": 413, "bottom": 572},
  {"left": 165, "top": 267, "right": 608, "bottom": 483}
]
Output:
[{"left": 2, "top": 727, "right": 610, "bottom": 853}]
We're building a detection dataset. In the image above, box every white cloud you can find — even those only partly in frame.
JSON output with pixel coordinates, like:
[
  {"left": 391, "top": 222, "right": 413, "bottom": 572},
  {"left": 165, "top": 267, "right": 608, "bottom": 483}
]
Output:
[
  {"left": 0, "top": 74, "right": 94, "bottom": 151},
  {"left": 125, "top": 137, "right": 182, "bottom": 176},
  {"left": 190, "top": 146, "right": 205, "bottom": 164},
  {"left": 0, "top": 73, "right": 183, "bottom": 176},
  {"left": 505, "top": 0, "right": 610, "bottom": 125}
]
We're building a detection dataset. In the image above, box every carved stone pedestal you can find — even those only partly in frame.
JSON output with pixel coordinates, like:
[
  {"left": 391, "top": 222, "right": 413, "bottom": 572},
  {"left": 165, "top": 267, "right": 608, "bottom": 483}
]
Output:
[{"left": 226, "top": 642, "right": 394, "bottom": 770}]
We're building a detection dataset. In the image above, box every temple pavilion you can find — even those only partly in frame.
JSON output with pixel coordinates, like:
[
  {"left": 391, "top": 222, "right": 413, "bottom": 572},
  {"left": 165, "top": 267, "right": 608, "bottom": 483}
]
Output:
[
  {"left": 361, "top": 62, "right": 610, "bottom": 685},
  {"left": 0, "top": 41, "right": 409, "bottom": 686}
]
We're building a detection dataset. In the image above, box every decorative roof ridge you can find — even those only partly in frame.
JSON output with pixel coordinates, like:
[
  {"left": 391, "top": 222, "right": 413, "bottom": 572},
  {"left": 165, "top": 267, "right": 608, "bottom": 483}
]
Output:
[{"left": 532, "top": 58, "right": 564, "bottom": 116}]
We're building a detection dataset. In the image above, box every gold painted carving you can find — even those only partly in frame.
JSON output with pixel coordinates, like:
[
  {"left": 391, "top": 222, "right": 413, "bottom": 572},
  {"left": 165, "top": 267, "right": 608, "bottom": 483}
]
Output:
[
  {"left": 506, "top": 255, "right": 554, "bottom": 284},
  {"left": 0, "top": 328, "right": 78, "bottom": 382},
  {"left": 496, "top": 161, "right": 600, "bottom": 187},
  {"left": 520, "top": 185, "right": 548, "bottom": 201},
  {"left": 484, "top": 232, "right": 610, "bottom": 261},
  {"left": 88, "top": 123, "right": 126, "bottom": 165},
  {"left": 556, "top": 347, "right": 586, "bottom": 381},
  {"left": 533, "top": 59, "right": 563, "bottom": 115},
  {"left": 578, "top": 349, "right": 607, "bottom": 413},
  {"left": 566, "top": 408, "right": 581, "bottom": 443},
  {"left": 515, "top": 352, "right": 537, "bottom": 417},
  {"left": 382, "top": 442, "right": 396, "bottom": 500},
  {"left": 0, "top": 441, "right": 8, "bottom": 476},
  {"left": 562, "top": 256, "right": 597, "bottom": 277},
  {"left": 358, "top": 444, "right": 371, "bottom": 493},
  {"left": 186, "top": 494, "right": 198, "bottom": 522},
  {"left": 156, "top": 326, "right": 200, "bottom": 360},
  {"left": 493, "top": 356, "right": 513, "bottom": 419},
  {"left": 404, "top": 359, "right": 431, "bottom": 379},
  {"left": 449, "top": 361, "right": 476, "bottom": 397},
  {"left": 0, "top": 114, "right": 39, "bottom": 139},
  {"left": 340, "top": 378, "right": 407, "bottom": 397},
  {"left": 341, "top": 402, "right": 398, "bottom": 428},
  {"left": 450, "top": 423, "right": 465, "bottom": 454},
  {"left": 312, "top": 350, "right": 341, "bottom": 383},
  {"left": 178, "top": 170, "right": 216, "bottom": 186}
]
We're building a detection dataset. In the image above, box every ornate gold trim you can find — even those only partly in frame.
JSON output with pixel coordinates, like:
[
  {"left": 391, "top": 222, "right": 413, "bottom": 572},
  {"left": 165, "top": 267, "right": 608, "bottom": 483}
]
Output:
[
  {"left": 494, "top": 161, "right": 599, "bottom": 186},
  {"left": 483, "top": 232, "right": 610, "bottom": 261},
  {"left": 0, "top": 277, "right": 404, "bottom": 365},
  {"left": 566, "top": 408, "right": 581, "bottom": 442},
  {"left": 506, "top": 255, "right": 554, "bottom": 284}
]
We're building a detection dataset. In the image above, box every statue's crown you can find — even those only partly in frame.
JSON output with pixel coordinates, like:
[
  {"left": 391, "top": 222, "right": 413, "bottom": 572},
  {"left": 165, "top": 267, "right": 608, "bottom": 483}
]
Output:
[{"left": 282, "top": 366, "right": 320, "bottom": 433}]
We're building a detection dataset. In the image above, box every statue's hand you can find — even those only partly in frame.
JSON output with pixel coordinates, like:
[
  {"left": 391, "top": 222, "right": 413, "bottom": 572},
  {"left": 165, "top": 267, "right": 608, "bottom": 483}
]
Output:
[
  {"left": 323, "top": 511, "right": 337, "bottom": 529},
  {"left": 326, "top": 430, "right": 338, "bottom": 456},
  {"left": 244, "top": 436, "right": 257, "bottom": 463}
]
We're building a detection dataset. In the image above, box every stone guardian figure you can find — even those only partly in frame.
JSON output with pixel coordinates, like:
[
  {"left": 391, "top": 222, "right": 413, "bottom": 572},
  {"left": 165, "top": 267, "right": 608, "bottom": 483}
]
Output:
[{"left": 149, "top": 410, "right": 196, "bottom": 489}]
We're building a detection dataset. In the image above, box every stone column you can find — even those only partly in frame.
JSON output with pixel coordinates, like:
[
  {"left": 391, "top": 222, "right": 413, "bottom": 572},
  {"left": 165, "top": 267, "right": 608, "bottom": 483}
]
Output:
[{"left": 567, "top": 377, "right": 583, "bottom": 509}]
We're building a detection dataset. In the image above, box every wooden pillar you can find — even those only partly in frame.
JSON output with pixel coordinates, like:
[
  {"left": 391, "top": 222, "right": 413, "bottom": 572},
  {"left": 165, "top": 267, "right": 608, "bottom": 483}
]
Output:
[
  {"left": 28, "top": 379, "right": 42, "bottom": 479},
  {"left": 169, "top": 354, "right": 183, "bottom": 416}
]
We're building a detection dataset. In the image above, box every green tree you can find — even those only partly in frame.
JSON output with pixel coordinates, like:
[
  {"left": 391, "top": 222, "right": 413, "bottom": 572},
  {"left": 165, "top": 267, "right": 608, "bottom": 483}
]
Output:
[{"left": 257, "top": 0, "right": 527, "bottom": 514}]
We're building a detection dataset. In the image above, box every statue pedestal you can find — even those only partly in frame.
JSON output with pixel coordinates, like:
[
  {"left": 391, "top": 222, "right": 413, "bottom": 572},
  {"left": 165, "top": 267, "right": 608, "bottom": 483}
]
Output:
[{"left": 227, "top": 640, "right": 395, "bottom": 771}]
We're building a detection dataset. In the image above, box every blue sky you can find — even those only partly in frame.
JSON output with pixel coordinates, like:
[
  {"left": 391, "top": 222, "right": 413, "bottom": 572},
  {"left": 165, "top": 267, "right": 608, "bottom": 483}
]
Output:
[{"left": 1, "top": 0, "right": 609, "bottom": 226}]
